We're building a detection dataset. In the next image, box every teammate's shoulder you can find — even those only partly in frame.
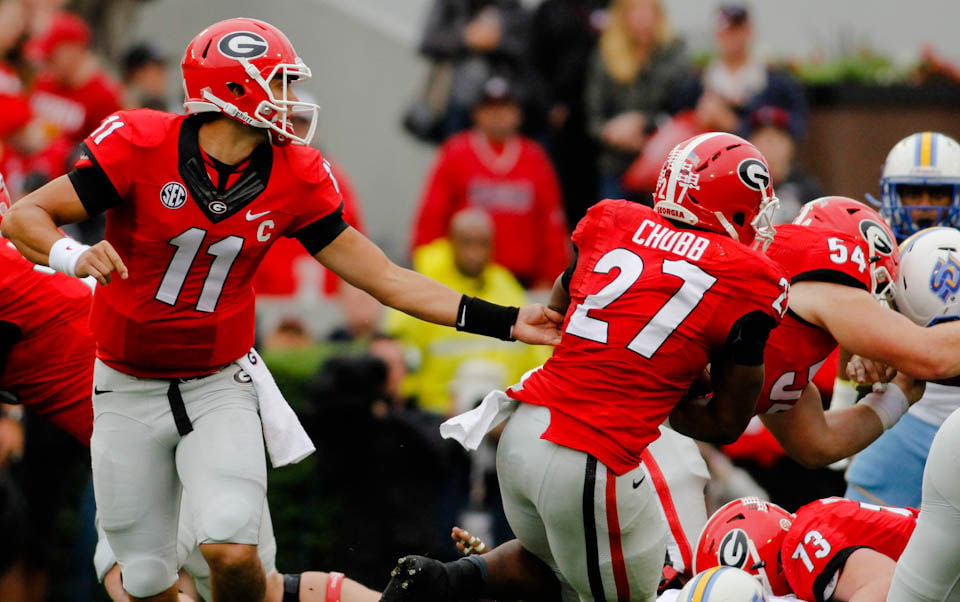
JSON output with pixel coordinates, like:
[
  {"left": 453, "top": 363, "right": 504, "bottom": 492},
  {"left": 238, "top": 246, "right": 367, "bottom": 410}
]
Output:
[{"left": 99, "top": 109, "right": 185, "bottom": 148}]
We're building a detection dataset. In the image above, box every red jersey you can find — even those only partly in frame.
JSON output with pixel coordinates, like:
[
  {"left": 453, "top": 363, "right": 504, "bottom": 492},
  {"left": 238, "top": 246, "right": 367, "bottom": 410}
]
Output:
[
  {"left": 783, "top": 497, "right": 917, "bottom": 602},
  {"left": 507, "top": 200, "right": 789, "bottom": 475},
  {"left": 31, "top": 71, "right": 121, "bottom": 149},
  {"left": 0, "top": 240, "right": 94, "bottom": 443},
  {"left": 757, "top": 225, "right": 873, "bottom": 414},
  {"left": 411, "top": 130, "right": 570, "bottom": 287},
  {"left": 72, "top": 110, "right": 345, "bottom": 378},
  {"left": 254, "top": 159, "right": 365, "bottom": 297}
]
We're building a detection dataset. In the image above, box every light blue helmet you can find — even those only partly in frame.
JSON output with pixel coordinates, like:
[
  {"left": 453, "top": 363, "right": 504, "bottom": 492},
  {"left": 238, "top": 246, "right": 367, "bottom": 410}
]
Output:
[{"left": 878, "top": 132, "right": 960, "bottom": 241}]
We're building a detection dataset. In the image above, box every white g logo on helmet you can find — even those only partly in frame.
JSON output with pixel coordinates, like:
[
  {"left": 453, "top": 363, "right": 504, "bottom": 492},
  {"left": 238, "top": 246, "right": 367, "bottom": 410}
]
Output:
[{"left": 218, "top": 31, "right": 268, "bottom": 59}]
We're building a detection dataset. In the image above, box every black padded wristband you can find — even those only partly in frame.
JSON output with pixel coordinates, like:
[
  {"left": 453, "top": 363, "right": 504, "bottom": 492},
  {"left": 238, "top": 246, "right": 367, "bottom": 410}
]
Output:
[{"left": 455, "top": 295, "right": 520, "bottom": 341}]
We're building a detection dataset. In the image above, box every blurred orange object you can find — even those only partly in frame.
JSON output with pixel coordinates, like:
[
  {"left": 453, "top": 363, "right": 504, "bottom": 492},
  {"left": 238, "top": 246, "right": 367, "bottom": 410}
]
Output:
[{"left": 622, "top": 110, "right": 706, "bottom": 193}]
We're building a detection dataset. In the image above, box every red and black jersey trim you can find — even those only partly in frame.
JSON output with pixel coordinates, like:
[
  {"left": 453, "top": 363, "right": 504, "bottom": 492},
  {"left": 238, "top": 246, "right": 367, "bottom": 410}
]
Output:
[
  {"left": 791, "top": 269, "right": 868, "bottom": 291},
  {"left": 812, "top": 545, "right": 868, "bottom": 602},
  {"left": 290, "top": 201, "right": 348, "bottom": 255},
  {"left": 68, "top": 143, "right": 124, "bottom": 217},
  {"left": 178, "top": 116, "right": 273, "bottom": 224}
]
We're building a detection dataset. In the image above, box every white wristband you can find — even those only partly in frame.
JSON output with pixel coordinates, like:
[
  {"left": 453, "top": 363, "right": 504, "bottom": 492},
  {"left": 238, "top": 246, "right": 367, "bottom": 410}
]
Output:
[
  {"left": 858, "top": 382, "right": 909, "bottom": 430},
  {"left": 48, "top": 237, "right": 90, "bottom": 277},
  {"left": 830, "top": 377, "right": 859, "bottom": 411}
]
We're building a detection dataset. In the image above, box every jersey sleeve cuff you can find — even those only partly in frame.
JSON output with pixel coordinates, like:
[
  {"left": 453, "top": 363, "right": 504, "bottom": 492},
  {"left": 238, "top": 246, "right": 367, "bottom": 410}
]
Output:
[
  {"left": 67, "top": 144, "right": 124, "bottom": 217},
  {"left": 291, "top": 202, "right": 348, "bottom": 255}
]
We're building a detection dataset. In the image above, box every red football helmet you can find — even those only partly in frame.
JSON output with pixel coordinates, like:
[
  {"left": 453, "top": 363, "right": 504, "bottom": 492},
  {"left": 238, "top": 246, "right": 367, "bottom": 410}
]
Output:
[
  {"left": 694, "top": 497, "right": 793, "bottom": 596},
  {"left": 182, "top": 18, "right": 318, "bottom": 146},
  {"left": 793, "top": 196, "right": 900, "bottom": 301},
  {"left": 654, "top": 132, "right": 779, "bottom": 251}
]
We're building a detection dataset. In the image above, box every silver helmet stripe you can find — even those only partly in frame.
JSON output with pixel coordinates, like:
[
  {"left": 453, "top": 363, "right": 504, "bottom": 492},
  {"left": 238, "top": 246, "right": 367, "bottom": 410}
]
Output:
[{"left": 665, "top": 132, "right": 727, "bottom": 205}]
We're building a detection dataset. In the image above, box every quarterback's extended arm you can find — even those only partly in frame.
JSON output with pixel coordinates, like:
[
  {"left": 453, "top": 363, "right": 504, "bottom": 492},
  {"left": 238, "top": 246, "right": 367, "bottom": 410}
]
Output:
[
  {"left": 314, "top": 227, "right": 563, "bottom": 346},
  {"left": 1, "top": 175, "right": 128, "bottom": 285}
]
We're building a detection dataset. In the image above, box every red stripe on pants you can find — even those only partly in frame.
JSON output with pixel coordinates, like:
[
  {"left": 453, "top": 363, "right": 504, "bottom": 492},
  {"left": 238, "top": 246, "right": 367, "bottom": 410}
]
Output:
[
  {"left": 641, "top": 448, "right": 692, "bottom": 574},
  {"left": 605, "top": 467, "right": 631, "bottom": 602}
]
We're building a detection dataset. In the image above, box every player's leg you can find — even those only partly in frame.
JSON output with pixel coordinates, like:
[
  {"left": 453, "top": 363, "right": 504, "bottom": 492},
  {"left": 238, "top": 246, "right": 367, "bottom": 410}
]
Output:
[
  {"left": 888, "top": 408, "right": 960, "bottom": 602},
  {"left": 642, "top": 425, "right": 710, "bottom": 583},
  {"left": 175, "top": 365, "right": 267, "bottom": 602},
  {"left": 500, "top": 403, "right": 666, "bottom": 601},
  {"left": 91, "top": 360, "right": 182, "bottom": 601}
]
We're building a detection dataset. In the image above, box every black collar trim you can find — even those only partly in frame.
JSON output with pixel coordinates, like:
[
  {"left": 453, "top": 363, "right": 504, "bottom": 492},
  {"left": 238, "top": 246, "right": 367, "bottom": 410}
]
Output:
[{"left": 178, "top": 116, "right": 273, "bottom": 224}]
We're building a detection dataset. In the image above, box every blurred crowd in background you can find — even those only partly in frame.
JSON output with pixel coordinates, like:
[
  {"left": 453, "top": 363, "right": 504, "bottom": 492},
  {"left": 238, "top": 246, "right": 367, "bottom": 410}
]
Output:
[{"left": 0, "top": 0, "right": 958, "bottom": 599}]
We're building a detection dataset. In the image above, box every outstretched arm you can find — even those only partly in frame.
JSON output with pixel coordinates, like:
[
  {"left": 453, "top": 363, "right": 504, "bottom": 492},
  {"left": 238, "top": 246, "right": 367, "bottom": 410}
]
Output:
[
  {"left": 315, "top": 227, "right": 563, "bottom": 345},
  {"left": 792, "top": 281, "right": 960, "bottom": 380},
  {"left": 760, "top": 372, "right": 925, "bottom": 468},
  {"left": 1, "top": 175, "right": 127, "bottom": 284}
]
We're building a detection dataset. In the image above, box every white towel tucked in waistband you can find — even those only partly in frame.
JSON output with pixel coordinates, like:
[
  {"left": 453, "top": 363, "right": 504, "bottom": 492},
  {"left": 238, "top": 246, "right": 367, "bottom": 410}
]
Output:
[
  {"left": 237, "top": 348, "right": 315, "bottom": 467},
  {"left": 440, "top": 389, "right": 518, "bottom": 451}
]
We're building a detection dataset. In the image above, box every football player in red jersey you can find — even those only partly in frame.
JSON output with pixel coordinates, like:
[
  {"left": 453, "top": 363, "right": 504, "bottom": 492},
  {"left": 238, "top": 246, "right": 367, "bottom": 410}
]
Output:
[
  {"left": 695, "top": 496, "right": 918, "bottom": 602},
  {"left": 384, "top": 131, "right": 791, "bottom": 602},
  {"left": 0, "top": 18, "right": 563, "bottom": 602}
]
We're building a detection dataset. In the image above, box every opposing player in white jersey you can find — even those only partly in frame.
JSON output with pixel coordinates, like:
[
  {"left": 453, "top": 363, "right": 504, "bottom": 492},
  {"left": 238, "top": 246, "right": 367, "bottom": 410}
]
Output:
[{"left": 844, "top": 131, "right": 960, "bottom": 507}]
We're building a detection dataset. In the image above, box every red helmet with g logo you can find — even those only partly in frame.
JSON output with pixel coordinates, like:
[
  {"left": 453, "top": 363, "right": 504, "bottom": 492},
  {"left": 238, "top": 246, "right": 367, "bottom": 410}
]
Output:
[
  {"left": 794, "top": 196, "right": 900, "bottom": 301},
  {"left": 181, "top": 18, "right": 318, "bottom": 146},
  {"left": 654, "top": 132, "right": 779, "bottom": 251},
  {"left": 694, "top": 497, "right": 794, "bottom": 596}
]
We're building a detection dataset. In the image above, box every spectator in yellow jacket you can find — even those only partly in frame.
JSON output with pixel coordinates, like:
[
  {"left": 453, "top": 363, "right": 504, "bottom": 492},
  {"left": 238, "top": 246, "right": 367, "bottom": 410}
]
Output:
[{"left": 388, "top": 208, "right": 548, "bottom": 415}]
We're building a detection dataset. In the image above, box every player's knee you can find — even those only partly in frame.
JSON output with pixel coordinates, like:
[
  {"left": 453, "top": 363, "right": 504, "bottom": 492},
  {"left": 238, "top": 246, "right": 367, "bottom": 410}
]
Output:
[
  {"left": 203, "top": 542, "right": 261, "bottom": 575},
  {"left": 201, "top": 495, "right": 260, "bottom": 542},
  {"left": 121, "top": 557, "right": 178, "bottom": 598}
]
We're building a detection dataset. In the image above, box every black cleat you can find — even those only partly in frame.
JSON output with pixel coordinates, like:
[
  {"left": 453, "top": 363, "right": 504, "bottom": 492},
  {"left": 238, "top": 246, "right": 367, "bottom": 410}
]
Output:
[{"left": 380, "top": 555, "right": 452, "bottom": 602}]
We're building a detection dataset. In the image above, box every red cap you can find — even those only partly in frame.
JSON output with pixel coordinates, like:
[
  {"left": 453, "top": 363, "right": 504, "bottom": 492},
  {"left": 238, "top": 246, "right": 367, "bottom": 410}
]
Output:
[{"left": 26, "top": 12, "right": 91, "bottom": 62}]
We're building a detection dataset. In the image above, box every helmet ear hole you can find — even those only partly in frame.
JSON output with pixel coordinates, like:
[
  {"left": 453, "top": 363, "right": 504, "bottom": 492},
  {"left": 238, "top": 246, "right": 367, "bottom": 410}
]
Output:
[
  {"left": 226, "top": 83, "right": 245, "bottom": 97},
  {"left": 732, "top": 213, "right": 746, "bottom": 226}
]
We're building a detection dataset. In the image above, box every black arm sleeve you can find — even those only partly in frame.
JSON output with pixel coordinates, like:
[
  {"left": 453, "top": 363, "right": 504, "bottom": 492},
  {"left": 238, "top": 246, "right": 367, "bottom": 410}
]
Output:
[
  {"left": 723, "top": 310, "right": 777, "bottom": 366},
  {"left": 560, "top": 246, "right": 579, "bottom": 292},
  {"left": 67, "top": 144, "right": 124, "bottom": 217},
  {"left": 291, "top": 202, "right": 349, "bottom": 255},
  {"left": 0, "top": 320, "right": 23, "bottom": 375}
]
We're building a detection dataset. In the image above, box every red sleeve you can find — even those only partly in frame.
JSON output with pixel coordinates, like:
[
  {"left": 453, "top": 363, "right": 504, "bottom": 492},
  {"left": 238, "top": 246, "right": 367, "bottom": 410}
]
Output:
[
  {"left": 329, "top": 160, "right": 365, "bottom": 233},
  {"left": 411, "top": 143, "right": 459, "bottom": 249},
  {"left": 69, "top": 112, "right": 136, "bottom": 214},
  {"left": 533, "top": 147, "right": 571, "bottom": 285}
]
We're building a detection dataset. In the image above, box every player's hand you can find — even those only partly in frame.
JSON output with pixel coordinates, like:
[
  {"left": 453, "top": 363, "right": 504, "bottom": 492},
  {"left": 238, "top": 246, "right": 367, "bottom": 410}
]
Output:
[
  {"left": 892, "top": 371, "right": 926, "bottom": 405},
  {"left": 513, "top": 304, "right": 563, "bottom": 346},
  {"left": 0, "top": 416, "right": 24, "bottom": 468},
  {"left": 451, "top": 526, "right": 488, "bottom": 556},
  {"left": 75, "top": 240, "right": 129, "bottom": 285},
  {"left": 846, "top": 355, "right": 896, "bottom": 385}
]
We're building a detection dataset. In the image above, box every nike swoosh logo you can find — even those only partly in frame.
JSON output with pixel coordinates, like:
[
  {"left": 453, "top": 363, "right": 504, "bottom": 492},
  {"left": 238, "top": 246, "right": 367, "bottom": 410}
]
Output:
[
  {"left": 245, "top": 209, "right": 271, "bottom": 220},
  {"left": 632, "top": 475, "right": 646, "bottom": 489},
  {"left": 457, "top": 305, "right": 467, "bottom": 328},
  {"left": 94, "top": 386, "right": 113, "bottom": 395}
]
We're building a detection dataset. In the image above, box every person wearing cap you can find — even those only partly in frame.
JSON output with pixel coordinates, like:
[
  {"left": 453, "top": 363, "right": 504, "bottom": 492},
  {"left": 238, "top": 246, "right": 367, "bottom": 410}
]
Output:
[
  {"left": 120, "top": 42, "right": 172, "bottom": 111},
  {"left": 27, "top": 11, "right": 122, "bottom": 156},
  {"left": 672, "top": 3, "right": 806, "bottom": 144},
  {"left": 747, "top": 105, "right": 821, "bottom": 223},
  {"left": 411, "top": 76, "right": 570, "bottom": 291},
  {"left": 584, "top": 0, "right": 688, "bottom": 202}
]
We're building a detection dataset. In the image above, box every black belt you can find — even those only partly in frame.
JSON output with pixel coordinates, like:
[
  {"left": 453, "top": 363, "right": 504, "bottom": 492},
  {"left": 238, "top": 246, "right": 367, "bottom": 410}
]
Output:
[{"left": 166, "top": 380, "right": 194, "bottom": 436}]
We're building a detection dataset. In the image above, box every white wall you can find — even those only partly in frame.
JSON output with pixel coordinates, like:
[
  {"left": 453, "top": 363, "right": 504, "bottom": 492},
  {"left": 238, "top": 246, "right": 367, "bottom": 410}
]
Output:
[{"left": 132, "top": 0, "right": 960, "bottom": 258}]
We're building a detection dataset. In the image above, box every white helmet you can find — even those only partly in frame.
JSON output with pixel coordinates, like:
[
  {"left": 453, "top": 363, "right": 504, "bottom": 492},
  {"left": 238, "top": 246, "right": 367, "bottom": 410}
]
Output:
[
  {"left": 677, "top": 566, "right": 769, "bottom": 602},
  {"left": 878, "top": 132, "right": 960, "bottom": 240},
  {"left": 892, "top": 226, "right": 960, "bottom": 326}
]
